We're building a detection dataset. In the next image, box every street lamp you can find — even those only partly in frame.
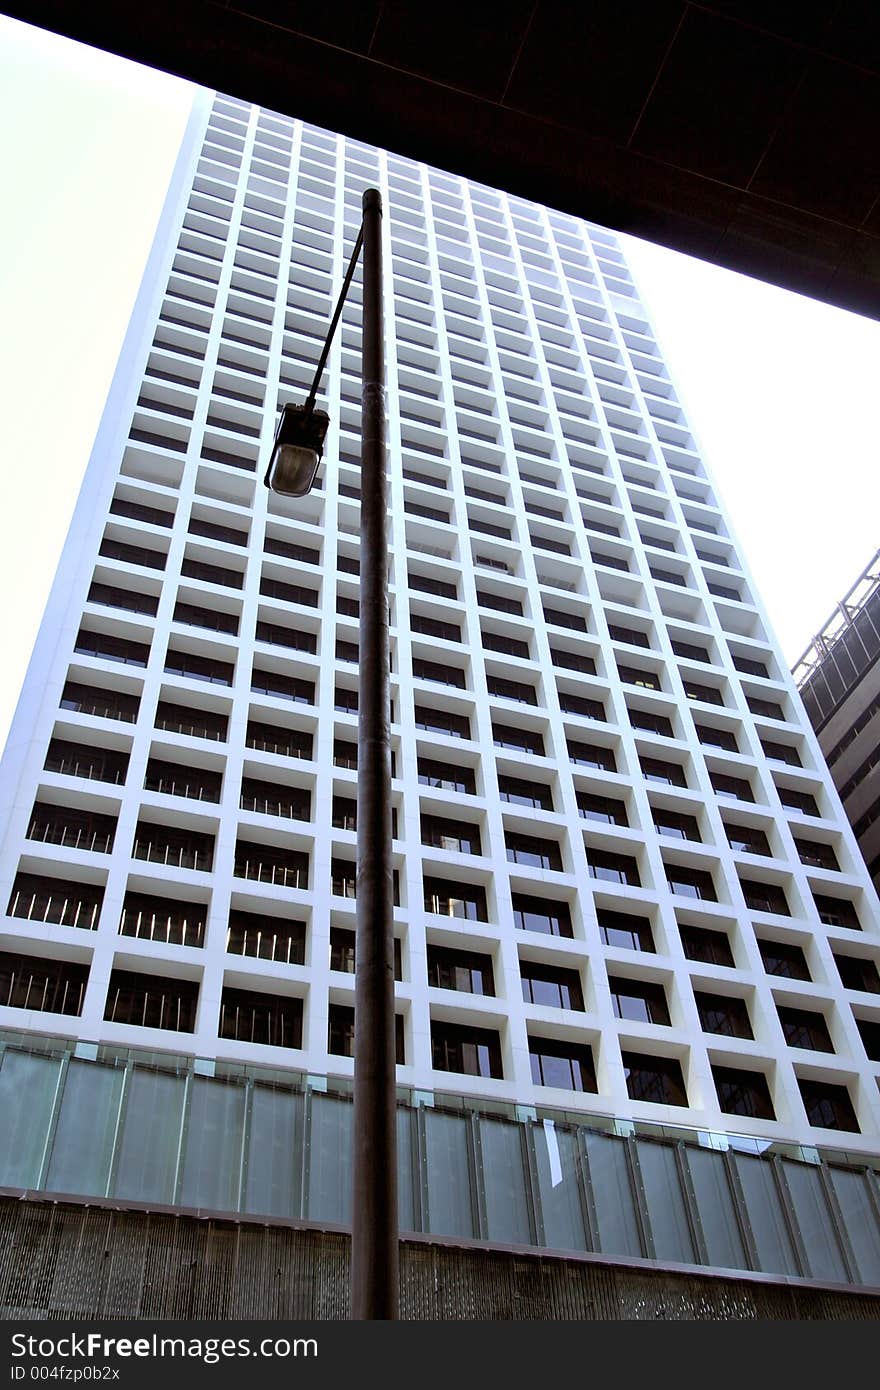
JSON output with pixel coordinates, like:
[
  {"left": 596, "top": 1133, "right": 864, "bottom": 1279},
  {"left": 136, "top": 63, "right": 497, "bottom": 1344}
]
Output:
[{"left": 265, "top": 188, "right": 398, "bottom": 1321}]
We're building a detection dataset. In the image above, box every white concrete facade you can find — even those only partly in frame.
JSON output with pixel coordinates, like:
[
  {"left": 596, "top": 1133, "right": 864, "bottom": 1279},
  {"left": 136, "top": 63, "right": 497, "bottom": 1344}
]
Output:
[{"left": 1, "top": 89, "right": 879, "bottom": 1156}]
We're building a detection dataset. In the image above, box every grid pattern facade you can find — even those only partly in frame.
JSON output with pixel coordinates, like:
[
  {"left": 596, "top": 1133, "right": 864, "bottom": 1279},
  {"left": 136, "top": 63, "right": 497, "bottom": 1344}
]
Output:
[{"left": 2, "top": 91, "right": 879, "bottom": 1156}]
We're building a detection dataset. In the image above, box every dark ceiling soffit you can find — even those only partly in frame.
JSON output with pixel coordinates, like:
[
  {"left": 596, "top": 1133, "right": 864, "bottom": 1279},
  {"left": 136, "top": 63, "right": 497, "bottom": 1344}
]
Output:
[{"left": 6, "top": 0, "right": 880, "bottom": 319}]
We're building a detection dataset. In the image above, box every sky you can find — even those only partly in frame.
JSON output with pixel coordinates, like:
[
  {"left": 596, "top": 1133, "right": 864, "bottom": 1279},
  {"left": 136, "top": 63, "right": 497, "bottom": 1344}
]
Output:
[{"left": 0, "top": 15, "right": 878, "bottom": 755}]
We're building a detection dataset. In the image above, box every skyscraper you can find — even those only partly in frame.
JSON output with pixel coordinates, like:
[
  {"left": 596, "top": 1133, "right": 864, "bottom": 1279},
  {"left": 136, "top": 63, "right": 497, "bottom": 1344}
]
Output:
[{"left": 1, "top": 89, "right": 878, "bottom": 1309}]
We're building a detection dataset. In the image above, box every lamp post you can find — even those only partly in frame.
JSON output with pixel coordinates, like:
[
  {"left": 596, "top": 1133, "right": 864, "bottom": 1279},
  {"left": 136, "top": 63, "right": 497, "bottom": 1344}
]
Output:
[{"left": 265, "top": 188, "right": 398, "bottom": 1320}]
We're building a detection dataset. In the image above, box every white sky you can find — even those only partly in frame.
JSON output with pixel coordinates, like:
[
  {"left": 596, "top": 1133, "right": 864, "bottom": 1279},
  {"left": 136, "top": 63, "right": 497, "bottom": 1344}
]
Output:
[{"left": 1, "top": 15, "right": 878, "bottom": 755}]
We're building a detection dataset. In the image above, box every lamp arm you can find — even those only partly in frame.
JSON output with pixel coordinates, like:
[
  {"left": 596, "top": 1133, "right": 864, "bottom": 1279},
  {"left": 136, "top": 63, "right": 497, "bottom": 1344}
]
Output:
[{"left": 304, "top": 221, "right": 365, "bottom": 412}]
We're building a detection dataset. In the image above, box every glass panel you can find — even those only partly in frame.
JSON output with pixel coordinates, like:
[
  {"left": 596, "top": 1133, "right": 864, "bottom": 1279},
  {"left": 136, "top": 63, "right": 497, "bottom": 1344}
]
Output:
[
  {"left": 583, "top": 1130, "right": 642, "bottom": 1257},
  {"left": 0, "top": 1049, "right": 62, "bottom": 1187},
  {"left": 45, "top": 1059, "right": 124, "bottom": 1197},
  {"left": 782, "top": 1160, "right": 848, "bottom": 1284},
  {"left": 686, "top": 1146, "right": 746, "bottom": 1271},
  {"left": 178, "top": 1076, "right": 245, "bottom": 1211},
  {"left": 307, "top": 1093, "right": 352, "bottom": 1224},
  {"left": 424, "top": 1109, "right": 475, "bottom": 1238},
  {"left": 733, "top": 1153, "right": 799, "bottom": 1276},
  {"left": 829, "top": 1167, "right": 880, "bottom": 1285},
  {"left": 533, "top": 1120, "right": 588, "bottom": 1251},
  {"left": 480, "top": 1117, "right": 532, "bottom": 1245},
  {"left": 636, "top": 1141, "right": 695, "bottom": 1264},
  {"left": 244, "top": 1084, "right": 303, "bottom": 1219},
  {"left": 397, "top": 1107, "right": 416, "bottom": 1232},
  {"left": 112, "top": 1067, "right": 186, "bottom": 1204}
]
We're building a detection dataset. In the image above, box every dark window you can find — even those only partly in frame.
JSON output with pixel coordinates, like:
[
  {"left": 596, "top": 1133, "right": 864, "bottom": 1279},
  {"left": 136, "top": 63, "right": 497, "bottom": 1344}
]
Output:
[
  {"left": 412, "top": 657, "right": 466, "bottom": 687},
  {"left": 627, "top": 707, "right": 674, "bottom": 737},
  {"left": 331, "top": 795, "right": 357, "bottom": 831},
  {"left": 609, "top": 975, "right": 670, "bottom": 1025},
  {"left": 794, "top": 838, "right": 839, "bottom": 871},
  {"left": 181, "top": 557, "right": 243, "bottom": 589},
  {"left": 43, "top": 738, "right": 129, "bottom": 785},
  {"left": 156, "top": 700, "right": 229, "bottom": 742},
  {"left": 482, "top": 630, "right": 531, "bottom": 659},
  {"left": 119, "top": 890, "right": 206, "bottom": 948},
  {"left": 144, "top": 758, "right": 222, "bottom": 803},
  {"left": 421, "top": 814, "right": 482, "bottom": 855},
  {"left": 264, "top": 535, "right": 317, "bottom": 564},
  {"left": 240, "top": 776, "right": 310, "bottom": 821},
  {"left": 758, "top": 938, "right": 810, "bottom": 981},
  {"left": 551, "top": 648, "right": 595, "bottom": 675},
  {"left": 492, "top": 721, "right": 543, "bottom": 755},
  {"left": 487, "top": 673, "right": 538, "bottom": 705},
  {"left": 189, "top": 516, "right": 248, "bottom": 546},
  {"left": 813, "top": 893, "right": 861, "bottom": 930},
  {"left": 88, "top": 581, "right": 158, "bottom": 617},
  {"left": 761, "top": 739, "right": 802, "bottom": 767},
  {"left": 855, "top": 1017, "right": 880, "bottom": 1061},
  {"left": 219, "top": 986, "right": 303, "bottom": 1049},
  {"left": 680, "top": 923, "right": 734, "bottom": 968},
  {"left": 740, "top": 877, "right": 789, "bottom": 915},
  {"left": 748, "top": 695, "right": 785, "bottom": 721},
  {"left": 587, "top": 847, "right": 640, "bottom": 886},
  {"left": 608, "top": 624, "right": 650, "bottom": 648},
  {"left": 132, "top": 820, "right": 214, "bottom": 872},
  {"left": 173, "top": 600, "right": 239, "bottom": 635},
  {"left": 478, "top": 589, "right": 523, "bottom": 616},
  {"left": 259, "top": 576, "right": 318, "bottom": 607},
  {"left": 415, "top": 704, "right": 470, "bottom": 739},
  {"left": 695, "top": 991, "right": 752, "bottom": 1039},
  {"left": 665, "top": 863, "right": 716, "bottom": 901},
  {"left": 833, "top": 954, "right": 880, "bottom": 994},
  {"left": 328, "top": 927, "right": 402, "bottom": 980},
  {"left": 708, "top": 581, "right": 741, "bottom": 601},
  {"left": 246, "top": 720, "right": 312, "bottom": 760},
  {"left": 778, "top": 1005, "right": 834, "bottom": 1053},
  {"left": 618, "top": 664, "right": 661, "bottom": 691},
  {"left": 75, "top": 627, "right": 151, "bottom": 668},
  {"left": 251, "top": 668, "right": 314, "bottom": 704},
  {"left": 798, "top": 1078, "right": 859, "bottom": 1132},
  {"left": 512, "top": 892, "right": 572, "bottom": 937},
  {"left": 255, "top": 619, "right": 316, "bottom": 652},
  {"left": 104, "top": 968, "right": 198, "bottom": 1033},
  {"left": 424, "top": 875, "right": 488, "bottom": 921},
  {"left": 778, "top": 787, "right": 819, "bottom": 816},
  {"left": 529, "top": 1036, "right": 596, "bottom": 1090},
  {"left": 498, "top": 775, "right": 553, "bottom": 811},
  {"left": 100, "top": 537, "right": 166, "bottom": 570},
  {"left": 165, "top": 647, "right": 234, "bottom": 685},
  {"left": 724, "top": 823, "right": 771, "bottom": 856},
  {"left": 506, "top": 831, "right": 563, "bottom": 870},
  {"left": 559, "top": 691, "right": 606, "bottom": 721},
  {"left": 60, "top": 680, "right": 140, "bottom": 723},
  {"left": 336, "top": 638, "right": 359, "bottom": 663},
  {"left": 417, "top": 757, "right": 476, "bottom": 794},
  {"left": 639, "top": 756, "right": 687, "bottom": 787},
  {"left": 569, "top": 740, "right": 616, "bottom": 772},
  {"left": 0, "top": 949, "right": 88, "bottom": 1017},
  {"left": 521, "top": 960, "right": 584, "bottom": 1010},
  {"left": 411, "top": 613, "right": 461, "bottom": 642},
  {"left": 331, "top": 858, "right": 357, "bottom": 899},
  {"left": 577, "top": 791, "right": 628, "bottom": 826},
  {"left": 696, "top": 724, "right": 738, "bottom": 752},
  {"left": 428, "top": 944, "right": 494, "bottom": 996},
  {"left": 225, "top": 906, "right": 303, "bottom": 961},
  {"left": 653, "top": 808, "right": 701, "bottom": 841},
  {"left": 598, "top": 908, "right": 654, "bottom": 952},
  {"left": 7, "top": 871, "right": 104, "bottom": 932},
  {"left": 672, "top": 640, "right": 711, "bottom": 663},
  {"left": 683, "top": 680, "right": 724, "bottom": 706},
  {"left": 234, "top": 839, "right": 308, "bottom": 889},
  {"left": 431, "top": 1019, "right": 502, "bottom": 1078},
  {"left": 732, "top": 654, "right": 769, "bottom": 678},
  {"left": 333, "top": 739, "right": 358, "bottom": 770},
  {"left": 713, "top": 1066, "right": 774, "bottom": 1121},
  {"left": 110, "top": 496, "right": 174, "bottom": 528},
  {"left": 710, "top": 770, "right": 753, "bottom": 801},
  {"left": 408, "top": 571, "right": 457, "bottom": 599},
  {"left": 622, "top": 1051, "right": 688, "bottom": 1106},
  {"left": 543, "top": 605, "right": 587, "bottom": 631}
]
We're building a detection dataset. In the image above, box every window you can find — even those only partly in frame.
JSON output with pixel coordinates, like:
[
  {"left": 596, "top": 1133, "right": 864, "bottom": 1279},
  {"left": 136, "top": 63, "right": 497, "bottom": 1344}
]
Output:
[
  {"left": 609, "top": 976, "right": 670, "bottom": 1025},
  {"left": 761, "top": 738, "right": 801, "bottom": 767},
  {"left": 622, "top": 1051, "right": 687, "bottom": 1106},
  {"left": 683, "top": 679, "right": 724, "bottom": 706},
  {"left": 709, "top": 770, "right": 753, "bottom": 802},
  {"left": 227, "top": 909, "right": 305, "bottom": 964},
  {"left": 234, "top": 839, "right": 308, "bottom": 889},
  {"left": 713, "top": 1066, "right": 774, "bottom": 1121},
  {"left": 119, "top": 890, "right": 206, "bottom": 948},
  {"left": 104, "top": 968, "right": 198, "bottom": 1033},
  {"left": 696, "top": 724, "right": 738, "bottom": 752},
  {"left": 259, "top": 576, "right": 318, "bottom": 606},
  {"left": 417, "top": 758, "right": 475, "bottom": 794},
  {"left": 166, "top": 647, "right": 233, "bottom": 685},
  {"left": 652, "top": 808, "right": 701, "bottom": 841},
  {"left": 758, "top": 938, "right": 810, "bottom": 981},
  {"left": 477, "top": 588, "right": 522, "bottom": 616},
  {"left": 586, "top": 847, "right": 640, "bottom": 886},
  {"left": 60, "top": 680, "right": 140, "bottom": 723},
  {"left": 427, "top": 944, "right": 494, "bottom": 995},
  {"left": 794, "top": 838, "right": 839, "bottom": 871},
  {"left": 255, "top": 619, "right": 315, "bottom": 652},
  {"left": 487, "top": 673, "right": 538, "bottom": 705},
  {"left": 778, "top": 1005, "right": 834, "bottom": 1053},
  {"left": 492, "top": 721, "right": 543, "bottom": 755},
  {"left": 411, "top": 613, "right": 460, "bottom": 642},
  {"left": 665, "top": 863, "right": 716, "bottom": 901},
  {"left": 813, "top": 893, "right": 861, "bottom": 930},
  {"left": 145, "top": 758, "right": 222, "bottom": 803},
  {"left": 740, "top": 877, "right": 788, "bottom": 915},
  {"left": 329, "top": 927, "right": 402, "bottom": 980},
  {"left": 0, "top": 949, "right": 88, "bottom": 1017},
  {"left": 498, "top": 775, "right": 553, "bottom": 810},
  {"left": 512, "top": 892, "right": 572, "bottom": 937},
  {"left": 132, "top": 821, "right": 213, "bottom": 872},
  {"left": 7, "top": 871, "right": 104, "bottom": 932},
  {"left": 551, "top": 647, "right": 595, "bottom": 675},
  {"left": 854, "top": 1017, "right": 880, "bottom": 1061},
  {"left": 608, "top": 624, "right": 650, "bottom": 648},
  {"left": 724, "top": 822, "right": 771, "bottom": 856},
  {"left": 506, "top": 831, "right": 562, "bottom": 870},
  {"left": 680, "top": 923, "right": 734, "bottom": 968},
  {"left": 43, "top": 738, "right": 130, "bottom": 785},
  {"left": 627, "top": 707, "right": 674, "bottom": 737},
  {"left": 672, "top": 640, "right": 711, "bottom": 663},
  {"left": 409, "top": 571, "right": 457, "bottom": 599},
  {"left": 220, "top": 987, "right": 303, "bottom": 1049},
  {"left": 89, "top": 581, "right": 159, "bottom": 618},
  {"left": 415, "top": 704, "right": 470, "bottom": 739},
  {"left": 246, "top": 720, "right": 312, "bottom": 760},
  {"left": 331, "top": 1004, "right": 405, "bottom": 1064},
  {"left": 639, "top": 755, "right": 687, "bottom": 787},
  {"left": 577, "top": 791, "right": 628, "bottom": 826},
  {"left": 748, "top": 695, "right": 785, "bottom": 721},
  {"left": 618, "top": 664, "right": 661, "bottom": 691},
  {"left": 778, "top": 786, "right": 819, "bottom": 816},
  {"left": 482, "top": 630, "right": 531, "bottom": 659},
  {"left": 543, "top": 605, "right": 587, "bottom": 631},
  {"left": 529, "top": 1037, "right": 595, "bottom": 1091},
  {"left": 424, "top": 875, "right": 488, "bottom": 921},
  {"left": 75, "top": 627, "right": 151, "bottom": 668},
  {"left": 520, "top": 960, "right": 584, "bottom": 1010},
  {"left": 421, "top": 814, "right": 481, "bottom": 855},
  {"left": 240, "top": 776, "right": 310, "bottom": 821},
  {"left": 158, "top": 701, "right": 229, "bottom": 742},
  {"left": 695, "top": 991, "right": 752, "bottom": 1039},
  {"left": 559, "top": 691, "right": 605, "bottom": 720},
  {"left": 598, "top": 908, "right": 654, "bottom": 952},
  {"left": 833, "top": 954, "right": 880, "bottom": 994},
  {"left": 798, "top": 1078, "right": 859, "bottom": 1132},
  {"left": 431, "top": 1019, "right": 502, "bottom": 1078}
]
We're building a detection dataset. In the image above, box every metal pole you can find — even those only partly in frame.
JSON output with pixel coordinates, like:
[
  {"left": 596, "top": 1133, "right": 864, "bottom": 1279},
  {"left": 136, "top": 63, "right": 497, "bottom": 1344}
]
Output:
[{"left": 351, "top": 187, "right": 398, "bottom": 1319}]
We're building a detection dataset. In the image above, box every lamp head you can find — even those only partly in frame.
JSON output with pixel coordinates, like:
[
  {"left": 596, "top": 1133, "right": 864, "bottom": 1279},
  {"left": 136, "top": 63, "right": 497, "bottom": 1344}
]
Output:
[{"left": 264, "top": 403, "right": 330, "bottom": 497}]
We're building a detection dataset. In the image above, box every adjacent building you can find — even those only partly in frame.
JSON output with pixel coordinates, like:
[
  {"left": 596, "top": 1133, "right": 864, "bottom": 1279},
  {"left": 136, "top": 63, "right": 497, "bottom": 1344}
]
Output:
[{"left": 1, "top": 89, "right": 879, "bottom": 1304}]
